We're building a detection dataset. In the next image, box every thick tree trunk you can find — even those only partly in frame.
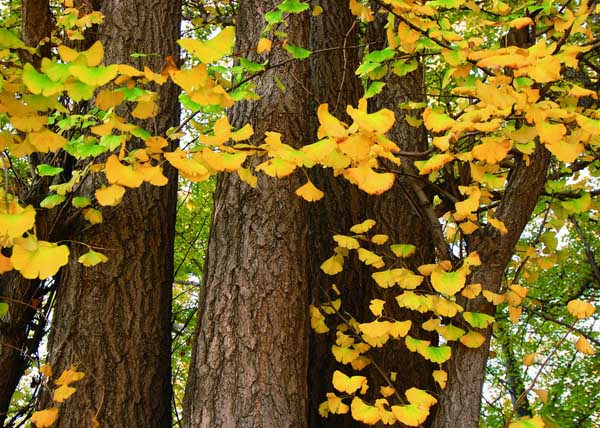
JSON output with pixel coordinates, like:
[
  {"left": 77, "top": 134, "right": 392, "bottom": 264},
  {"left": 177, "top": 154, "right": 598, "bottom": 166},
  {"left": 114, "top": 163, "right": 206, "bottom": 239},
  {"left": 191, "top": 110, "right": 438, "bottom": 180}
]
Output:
[
  {"left": 42, "top": 2, "right": 181, "bottom": 427},
  {"left": 433, "top": 144, "right": 551, "bottom": 428},
  {"left": 182, "top": 4, "right": 311, "bottom": 428},
  {"left": 307, "top": 6, "right": 437, "bottom": 427}
]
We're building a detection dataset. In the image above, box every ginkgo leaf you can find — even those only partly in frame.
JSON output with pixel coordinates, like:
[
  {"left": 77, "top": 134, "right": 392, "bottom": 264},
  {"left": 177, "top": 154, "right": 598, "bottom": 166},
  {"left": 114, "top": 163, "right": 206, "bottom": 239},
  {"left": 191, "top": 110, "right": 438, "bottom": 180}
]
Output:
[
  {"left": 462, "top": 311, "right": 495, "bottom": 328},
  {"left": 11, "top": 236, "right": 69, "bottom": 280},
  {"left": 380, "top": 386, "right": 395, "bottom": 397},
  {"left": 415, "top": 153, "right": 454, "bottom": 175},
  {"left": 333, "top": 234, "right": 360, "bottom": 250},
  {"left": 326, "top": 392, "right": 350, "bottom": 414},
  {"left": 432, "top": 296, "right": 463, "bottom": 317},
  {"left": 54, "top": 365, "right": 85, "bottom": 386},
  {"left": 257, "top": 38, "right": 272, "bottom": 54},
  {"left": 406, "top": 387, "right": 437, "bottom": 407},
  {"left": 31, "top": 408, "right": 58, "bottom": 428},
  {"left": 70, "top": 64, "right": 119, "bottom": 86},
  {"left": 460, "top": 330, "right": 487, "bottom": 348},
  {"left": 369, "top": 299, "right": 385, "bottom": 317},
  {"left": 437, "top": 324, "right": 466, "bottom": 341},
  {"left": 390, "top": 244, "right": 416, "bottom": 258},
  {"left": 507, "top": 415, "right": 546, "bottom": 428},
  {"left": 420, "top": 344, "right": 452, "bottom": 364},
  {"left": 357, "top": 248, "right": 383, "bottom": 267},
  {"left": 256, "top": 158, "right": 297, "bottom": 178},
  {"left": 178, "top": 27, "right": 235, "bottom": 63},
  {"left": 105, "top": 155, "right": 143, "bottom": 188},
  {"left": 332, "top": 345, "right": 360, "bottom": 364},
  {"left": 53, "top": 384, "right": 77, "bottom": 403},
  {"left": 482, "top": 290, "right": 506, "bottom": 305},
  {"left": 95, "top": 184, "right": 126, "bottom": 207},
  {"left": 22, "top": 64, "right": 64, "bottom": 96},
  {"left": 0, "top": 199, "right": 36, "bottom": 238},
  {"left": 165, "top": 150, "right": 211, "bottom": 182},
  {"left": 347, "top": 103, "right": 395, "bottom": 134},
  {"left": 320, "top": 254, "right": 343, "bottom": 275},
  {"left": 566, "top": 299, "right": 596, "bottom": 319},
  {"left": 423, "top": 108, "right": 455, "bottom": 132},
  {"left": 83, "top": 208, "right": 103, "bottom": 225},
  {"left": 533, "top": 389, "right": 548, "bottom": 404},
  {"left": 371, "top": 234, "right": 388, "bottom": 245},
  {"left": 40, "top": 364, "right": 53, "bottom": 377},
  {"left": 350, "top": 397, "right": 380, "bottom": 425},
  {"left": 350, "top": 219, "right": 376, "bottom": 233},
  {"left": 310, "top": 305, "right": 329, "bottom": 333},
  {"left": 359, "top": 320, "right": 392, "bottom": 338},
  {"left": 523, "top": 352, "right": 537, "bottom": 366},
  {"left": 575, "top": 335, "right": 595, "bottom": 355},
  {"left": 461, "top": 283, "right": 482, "bottom": 299},
  {"left": 396, "top": 291, "right": 433, "bottom": 313},
  {"left": 433, "top": 369, "right": 448, "bottom": 389},
  {"left": 78, "top": 250, "right": 108, "bottom": 267},
  {"left": 391, "top": 404, "right": 429, "bottom": 427},
  {"left": 295, "top": 180, "right": 324, "bottom": 201},
  {"left": 431, "top": 270, "right": 466, "bottom": 295},
  {"left": 332, "top": 370, "right": 367, "bottom": 394},
  {"left": 344, "top": 164, "right": 395, "bottom": 195}
]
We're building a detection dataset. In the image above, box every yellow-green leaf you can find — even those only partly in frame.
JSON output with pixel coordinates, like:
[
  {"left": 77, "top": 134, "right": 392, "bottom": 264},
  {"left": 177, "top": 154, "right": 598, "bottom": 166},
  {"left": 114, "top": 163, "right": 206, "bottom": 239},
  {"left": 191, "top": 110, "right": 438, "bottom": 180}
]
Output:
[{"left": 11, "top": 236, "right": 69, "bottom": 280}]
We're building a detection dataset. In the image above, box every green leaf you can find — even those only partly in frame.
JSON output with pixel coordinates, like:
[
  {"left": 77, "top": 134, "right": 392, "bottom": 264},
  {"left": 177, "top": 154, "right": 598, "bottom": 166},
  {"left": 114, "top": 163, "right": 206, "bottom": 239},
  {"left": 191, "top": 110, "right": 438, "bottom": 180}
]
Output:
[
  {"left": 37, "top": 164, "right": 64, "bottom": 177},
  {"left": 364, "top": 48, "right": 395, "bottom": 63},
  {"left": 392, "top": 59, "right": 419, "bottom": 77},
  {"left": 462, "top": 311, "right": 495, "bottom": 328},
  {"left": 40, "top": 194, "right": 65, "bottom": 209},
  {"left": 284, "top": 43, "right": 312, "bottom": 59},
  {"left": 0, "top": 302, "right": 8, "bottom": 317},
  {"left": 22, "top": 64, "right": 64, "bottom": 96},
  {"left": 72, "top": 197, "right": 91, "bottom": 208},
  {"left": 239, "top": 58, "right": 266, "bottom": 73},
  {"left": 0, "top": 28, "right": 27, "bottom": 49},
  {"left": 278, "top": 0, "right": 310, "bottom": 13},
  {"left": 355, "top": 62, "right": 380, "bottom": 77},
  {"left": 365, "top": 82, "right": 385, "bottom": 99},
  {"left": 265, "top": 9, "right": 284, "bottom": 24}
]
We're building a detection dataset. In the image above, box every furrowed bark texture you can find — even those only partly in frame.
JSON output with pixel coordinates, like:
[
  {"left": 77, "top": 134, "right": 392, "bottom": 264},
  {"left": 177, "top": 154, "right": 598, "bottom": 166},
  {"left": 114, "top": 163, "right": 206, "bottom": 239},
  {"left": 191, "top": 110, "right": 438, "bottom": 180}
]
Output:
[
  {"left": 183, "top": 4, "right": 311, "bottom": 428},
  {"left": 433, "top": 144, "right": 551, "bottom": 428},
  {"left": 307, "top": 6, "right": 437, "bottom": 427},
  {"left": 43, "top": 2, "right": 181, "bottom": 427}
]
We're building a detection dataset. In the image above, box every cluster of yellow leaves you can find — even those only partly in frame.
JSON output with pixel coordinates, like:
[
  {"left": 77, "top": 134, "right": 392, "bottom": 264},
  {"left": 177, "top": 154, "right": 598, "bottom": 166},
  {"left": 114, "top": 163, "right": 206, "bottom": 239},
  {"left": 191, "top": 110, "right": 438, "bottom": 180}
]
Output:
[{"left": 31, "top": 365, "right": 85, "bottom": 428}]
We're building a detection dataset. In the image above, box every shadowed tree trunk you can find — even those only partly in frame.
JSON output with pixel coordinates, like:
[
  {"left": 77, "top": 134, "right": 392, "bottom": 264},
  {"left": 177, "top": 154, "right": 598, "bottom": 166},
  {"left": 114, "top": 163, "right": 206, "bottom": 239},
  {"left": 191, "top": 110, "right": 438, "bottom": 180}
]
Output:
[
  {"left": 182, "top": 3, "right": 312, "bottom": 428},
  {"left": 307, "top": 5, "right": 437, "bottom": 427},
  {"left": 42, "top": 1, "right": 181, "bottom": 427}
]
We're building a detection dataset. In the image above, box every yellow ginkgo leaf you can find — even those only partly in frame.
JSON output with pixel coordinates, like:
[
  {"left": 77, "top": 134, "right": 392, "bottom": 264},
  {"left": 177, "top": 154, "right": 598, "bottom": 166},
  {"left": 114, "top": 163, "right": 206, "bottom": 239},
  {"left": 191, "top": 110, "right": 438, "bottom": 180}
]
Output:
[
  {"left": 332, "top": 370, "right": 368, "bottom": 395},
  {"left": 53, "top": 384, "right": 77, "bottom": 403},
  {"left": 359, "top": 320, "right": 392, "bottom": 338},
  {"left": 533, "top": 389, "right": 548, "bottom": 404},
  {"left": 333, "top": 234, "right": 360, "bottom": 250},
  {"left": 459, "top": 330, "right": 487, "bottom": 348},
  {"left": 31, "top": 408, "right": 59, "bottom": 428},
  {"left": 433, "top": 369, "right": 448, "bottom": 389},
  {"left": 389, "top": 320, "right": 412, "bottom": 339},
  {"left": 326, "top": 392, "right": 350, "bottom": 414},
  {"left": 55, "top": 365, "right": 85, "bottom": 386},
  {"left": 105, "top": 155, "right": 143, "bottom": 188},
  {"left": 255, "top": 158, "right": 297, "bottom": 178},
  {"left": 11, "top": 236, "right": 69, "bottom": 280},
  {"left": 178, "top": 27, "right": 235, "bottom": 63},
  {"left": 406, "top": 387, "right": 437, "bottom": 407},
  {"left": 391, "top": 404, "right": 430, "bottom": 427},
  {"left": 357, "top": 248, "right": 384, "bottom": 267},
  {"left": 371, "top": 234, "right": 388, "bottom": 245},
  {"left": 471, "top": 137, "right": 511, "bottom": 164},
  {"left": 332, "top": 345, "right": 360, "bottom": 364},
  {"left": 350, "top": 219, "right": 376, "bottom": 234},
  {"left": 343, "top": 164, "right": 395, "bottom": 195},
  {"left": 575, "top": 335, "right": 595, "bottom": 355},
  {"left": 320, "top": 254, "right": 343, "bottom": 275},
  {"left": 164, "top": 149, "right": 211, "bottom": 182},
  {"left": 77, "top": 250, "right": 108, "bottom": 267},
  {"left": 132, "top": 100, "right": 158, "bottom": 119},
  {"left": 201, "top": 149, "right": 247, "bottom": 173},
  {"left": 380, "top": 386, "right": 395, "bottom": 397},
  {"left": 431, "top": 270, "right": 466, "bottom": 296},
  {"left": 95, "top": 184, "right": 126, "bottom": 207},
  {"left": 0, "top": 199, "right": 36, "bottom": 238},
  {"left": 309, "top": 305, "right": 329, "bottom": 334},
  {"left": 415, "top": 153, "right": 454, "bottom": 175},
  {"left": 523, "top": 352, "right": 537, "bottom": 366},
  {"left": 40, "top": 364, "right": 53, "bottom": 378},
  {"left": 350, "top": 396, "right": 380, "bottom": 425},
  {"left": 257, "top": 37, "right": 272, "bottom": 54},
  {"left": 423, "top": 108, "right": 455, "bottom": 132},
  {"left": 566, "top": 299, "right": 596, "bottom": 319},
  {"left": 369, "top": 299, "right": 385, "bottom": 317},
  {"left": 295, "top": 180, "right": 325, "bottom": 202},
  {"left": 461, "top": 283, "right": 482, "bottom": 299}
]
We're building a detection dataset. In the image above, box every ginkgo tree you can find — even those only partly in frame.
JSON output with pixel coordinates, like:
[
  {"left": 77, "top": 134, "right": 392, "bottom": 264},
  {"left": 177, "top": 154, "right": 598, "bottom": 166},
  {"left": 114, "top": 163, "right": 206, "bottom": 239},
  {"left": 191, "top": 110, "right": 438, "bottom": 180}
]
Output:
[{"left": 0, "top": 0, "right": 599, "bottom": 427}]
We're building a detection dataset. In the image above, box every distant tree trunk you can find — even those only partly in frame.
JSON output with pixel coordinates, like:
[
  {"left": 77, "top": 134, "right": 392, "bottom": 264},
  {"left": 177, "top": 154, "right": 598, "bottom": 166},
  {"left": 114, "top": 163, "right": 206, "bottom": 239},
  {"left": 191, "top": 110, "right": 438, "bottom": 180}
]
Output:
[
  {"left": 182, "top": 3, "right": 311, "bottom": 428},
  {"left": 42, "top": 1, "right": 181, "bottom": 427},
  {"left": 432, "top": 144, "right": 550, "bottom": 428},
  {"left": 307, "top": 5, "right": 437, "bottom": 427},
  {"left": 0, "top": 2, "right": 54, "bottom": 425}
]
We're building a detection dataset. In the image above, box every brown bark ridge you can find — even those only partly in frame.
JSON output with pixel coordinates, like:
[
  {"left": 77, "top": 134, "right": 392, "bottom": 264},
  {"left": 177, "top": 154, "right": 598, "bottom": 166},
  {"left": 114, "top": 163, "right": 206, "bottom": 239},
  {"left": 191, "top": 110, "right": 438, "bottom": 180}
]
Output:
[
  {"left": 42, "top": 1, "right": 181, "bottom": 428},
  {"left": 182, "top": 4, "right": 311, "bottom": 428},
  {"left": 307, "top": 6, "right": 437, "bottom": 427},
  {"left": 432, "top": 144, "right": 551, "bottom": 428},
  {"left": 20, "top": 0, "right": 53, "bottom": 67}
]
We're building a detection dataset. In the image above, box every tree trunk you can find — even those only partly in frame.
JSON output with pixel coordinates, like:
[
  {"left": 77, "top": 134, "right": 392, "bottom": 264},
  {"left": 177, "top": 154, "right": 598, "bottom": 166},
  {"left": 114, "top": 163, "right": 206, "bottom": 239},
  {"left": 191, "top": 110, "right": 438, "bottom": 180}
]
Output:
[
  {"left": 433, "top": 144, "right": 551, "bottom": 428},
  {"left": 182, "top": 4, "right": 311, "bottom": 428},
  {"left": 42, "top": 2, "right": 181, "bottom": 427},
  {"left": 307, "top": 6, "right": 437, "bottom": 427}
]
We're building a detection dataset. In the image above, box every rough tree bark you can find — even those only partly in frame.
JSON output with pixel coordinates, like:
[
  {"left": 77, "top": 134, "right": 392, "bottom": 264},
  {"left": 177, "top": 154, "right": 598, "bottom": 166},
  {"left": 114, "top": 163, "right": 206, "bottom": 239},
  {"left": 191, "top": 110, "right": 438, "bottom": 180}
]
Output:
[
  {"left": 307, "top": 5, "right": 437, "bottom": 427},
  {"left": 432, "top": 144, "right": 551, "bottom": 428},
  {"left": 42, "top": 1, "right": 181, "bottom": 427},
  {"left": 182, "top": 3, "right": 311, "bottom": 428}
]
